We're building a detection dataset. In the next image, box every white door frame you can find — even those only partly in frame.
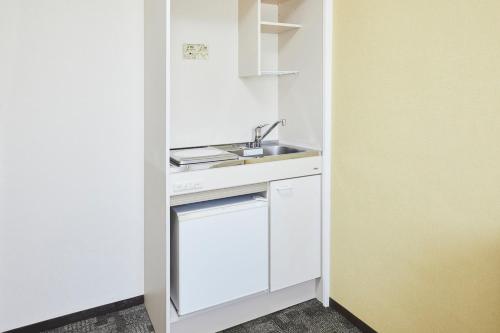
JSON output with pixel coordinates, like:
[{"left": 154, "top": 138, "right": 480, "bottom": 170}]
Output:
[{"left": 320, "top": 0, "right": 333, "bottom": 307}]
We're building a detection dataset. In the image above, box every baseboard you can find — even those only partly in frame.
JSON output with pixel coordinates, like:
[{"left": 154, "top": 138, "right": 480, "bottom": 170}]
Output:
[
  {"left": 6, "top": 296, "right": 372, "bottom": 333},
  {"left": 329, "top": 298, "right": 378, "bottom": 333},
  {"left": 5, "top": 295, "right": 144, "bottom": 333}
]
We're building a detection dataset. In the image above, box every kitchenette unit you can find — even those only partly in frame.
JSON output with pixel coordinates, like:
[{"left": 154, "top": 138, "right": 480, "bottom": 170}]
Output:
[{"left": 145, "top": 0, "right": 333, "bottom": 332}]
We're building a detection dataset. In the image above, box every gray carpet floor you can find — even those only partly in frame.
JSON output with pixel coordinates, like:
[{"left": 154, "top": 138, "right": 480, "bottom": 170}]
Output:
[{"left": 44, "top": 299, "right": 362, "bottom": 333}]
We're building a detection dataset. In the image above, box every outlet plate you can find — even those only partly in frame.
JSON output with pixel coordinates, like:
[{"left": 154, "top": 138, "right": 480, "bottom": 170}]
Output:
[{"left": 183, "top": 44, "right": 208, "bottom": 60}]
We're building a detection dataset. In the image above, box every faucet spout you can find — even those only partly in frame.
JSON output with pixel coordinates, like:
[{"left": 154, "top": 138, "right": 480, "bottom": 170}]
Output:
[
  {"left": 261, "top": 119, "right": 286, "bottom": 141},
  {"left": 250, "top": 119, "right": 286, "bottom": 148}
]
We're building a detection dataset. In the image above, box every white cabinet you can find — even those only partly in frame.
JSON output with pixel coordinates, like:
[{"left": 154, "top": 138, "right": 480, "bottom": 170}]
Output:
[{"left": 270, "top": 175, "right": 321, "bottom": 291}]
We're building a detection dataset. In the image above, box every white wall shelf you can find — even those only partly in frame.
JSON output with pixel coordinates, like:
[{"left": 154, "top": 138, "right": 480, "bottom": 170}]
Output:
[
  {"left": 260, "top": 70, "right": 299, "bottom": 76},
  {"left": 261, "top": 21, "right": 301, "bottom": 34},
  {"left": 261, "top": 0, "right": 292, "bottom": 4},
  {"left": 238, "top": 0, "right": 301, "bottom": 77}
]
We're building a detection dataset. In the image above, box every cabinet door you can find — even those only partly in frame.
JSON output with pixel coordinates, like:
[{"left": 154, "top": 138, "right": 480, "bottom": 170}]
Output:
[{"left": 270, "top": 175, "right": 321, "bottom": 291}]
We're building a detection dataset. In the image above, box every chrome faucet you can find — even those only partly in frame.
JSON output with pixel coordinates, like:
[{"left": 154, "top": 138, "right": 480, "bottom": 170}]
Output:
[{"left": 249, "top": 119, "right": 287, "bottom": 148}]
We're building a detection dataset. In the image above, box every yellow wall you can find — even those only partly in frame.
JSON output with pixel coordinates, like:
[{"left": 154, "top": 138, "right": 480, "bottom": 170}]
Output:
[{"left": 331, "top": 1, "right": 500, "bottom": 332}]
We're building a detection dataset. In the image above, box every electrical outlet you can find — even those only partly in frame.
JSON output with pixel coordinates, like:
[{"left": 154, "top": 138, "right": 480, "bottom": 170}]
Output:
[{"left": 183, "top": 43, "right": 208, "bottom": 60}]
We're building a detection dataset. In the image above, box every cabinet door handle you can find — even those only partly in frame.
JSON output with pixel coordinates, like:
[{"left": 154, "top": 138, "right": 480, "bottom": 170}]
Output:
[{"left": 276, "top": 185, "right": 293, "bottom": 193}]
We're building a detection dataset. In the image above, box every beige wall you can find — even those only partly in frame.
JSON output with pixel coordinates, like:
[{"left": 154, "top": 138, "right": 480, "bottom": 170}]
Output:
[{"left": 331, "top": 1, "right": 500, "bottom": 332}]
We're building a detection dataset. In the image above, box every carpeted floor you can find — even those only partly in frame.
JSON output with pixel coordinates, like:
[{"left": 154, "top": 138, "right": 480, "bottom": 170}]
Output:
[
  {"left": 44, "top": 299, "right": 362, "bottom": 333},
  {"left": 43, "top": 305, "right": 154, "bottom": 333}
]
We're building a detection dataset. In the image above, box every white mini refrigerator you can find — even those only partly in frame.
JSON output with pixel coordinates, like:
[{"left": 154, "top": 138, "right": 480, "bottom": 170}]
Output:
[{"left": 170, "top": 195, "right": 269, "bottom": 315}]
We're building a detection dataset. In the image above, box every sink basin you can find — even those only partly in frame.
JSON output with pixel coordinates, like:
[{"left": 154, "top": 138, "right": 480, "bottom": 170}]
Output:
[
  {"left": 261, "top": 145, "right": 304, "bottom": 156},
  {"left": 226, "top": 144, "right": 317, "bottom": 164},
  {"left": 230, "top": 145, "right": 305, "bottom": 158}
]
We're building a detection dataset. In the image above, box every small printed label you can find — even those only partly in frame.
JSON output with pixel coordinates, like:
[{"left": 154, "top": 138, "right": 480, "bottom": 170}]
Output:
[
  {"left": 183, "top": 44, "right": 209, "bottom": 60},
  {"left": 173, "top": 181, "right": 203, "bottom": 193}
]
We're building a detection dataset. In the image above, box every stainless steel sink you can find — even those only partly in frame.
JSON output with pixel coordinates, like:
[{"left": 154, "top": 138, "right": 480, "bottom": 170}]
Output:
[
  {"left": 230, "top": 145, "right": 305, "bottom": 157},
  {"left": 225, "top": 144, "right": 318, "bottom": 164},
  {"left": 261, "top": 145, "right": 304, "bottom": 156}
]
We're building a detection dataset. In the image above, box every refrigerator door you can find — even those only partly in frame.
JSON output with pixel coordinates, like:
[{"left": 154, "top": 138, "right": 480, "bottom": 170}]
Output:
[{"left": 171, "top": 195, "right": 269, "bottom": 315}]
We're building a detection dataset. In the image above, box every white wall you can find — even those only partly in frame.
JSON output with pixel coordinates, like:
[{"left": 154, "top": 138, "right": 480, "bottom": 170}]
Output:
[
  {"left": 0, "top": 0, "right": 144, "bottom": 331},
  {"left": 171, "top": 0, "right": 278, "bottom": 148}
]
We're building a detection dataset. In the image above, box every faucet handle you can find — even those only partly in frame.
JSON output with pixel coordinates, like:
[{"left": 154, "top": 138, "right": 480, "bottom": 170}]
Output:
[{"left": 255, "top": 124, "right": 268, "bottom": 138}]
